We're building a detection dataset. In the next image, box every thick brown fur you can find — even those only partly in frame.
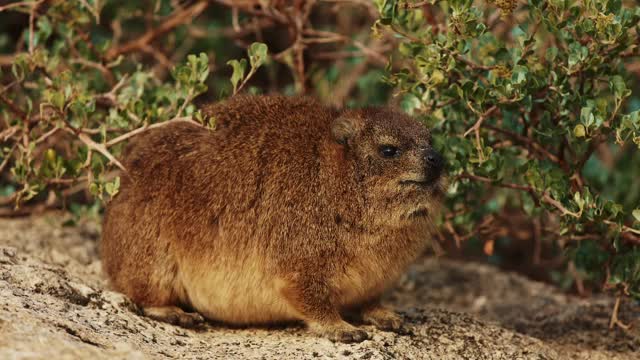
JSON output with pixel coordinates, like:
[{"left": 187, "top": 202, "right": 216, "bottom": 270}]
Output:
[{"left": 101, "top": 95, "right": 445, "bottom": 342}]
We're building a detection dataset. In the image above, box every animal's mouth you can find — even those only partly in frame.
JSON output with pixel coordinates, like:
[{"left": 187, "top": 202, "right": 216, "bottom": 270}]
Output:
[
  {"left": 409, "top": 208, "right": 429, "bottom": 218},
  {"left": 400, "top": 178, "right": 439, "bottom": 187}
]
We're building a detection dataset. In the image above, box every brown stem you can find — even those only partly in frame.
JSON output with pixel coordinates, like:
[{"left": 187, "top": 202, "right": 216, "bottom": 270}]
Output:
[
  {"left": 0, "top": 93, "right": 28, "bottom": 121},
  {"left": 105, "top": 116, "right": 201, "bottom": 147},
  {"left": 105, "top": 1, "right": 209, "bottom": 61},
  {"left": 484, "top": 124, "right": 564, "bottom": 166},
  {"left": 609, "top": 295, "right": 631, "bottom": 330},
  {"left": 463, "top": 105, "right": 498, "bottom": 162}
]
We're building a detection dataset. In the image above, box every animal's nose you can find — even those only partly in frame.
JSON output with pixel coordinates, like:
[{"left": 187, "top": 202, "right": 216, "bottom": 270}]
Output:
[
  {"left": 425, "top": 149, "right": 444, "bottom": 172},
  {"left": 424, "top": 149, "right": 444, "bottom": 182}
]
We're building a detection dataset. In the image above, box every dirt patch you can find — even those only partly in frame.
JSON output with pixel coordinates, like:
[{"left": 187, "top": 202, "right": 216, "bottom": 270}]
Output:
[{"left": 0, "top": 213, "right": 638, "bottom": 359}]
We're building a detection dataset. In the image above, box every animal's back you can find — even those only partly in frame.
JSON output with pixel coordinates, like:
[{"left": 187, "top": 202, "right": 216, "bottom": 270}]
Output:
[{"left": 101, "top": 95, "right": 336, "bottom": 315}]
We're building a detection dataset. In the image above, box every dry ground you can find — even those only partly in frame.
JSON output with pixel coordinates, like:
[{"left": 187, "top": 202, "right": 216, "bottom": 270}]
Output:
[{"left": 0, "top": 213, "right": 639, "bottom": 359}]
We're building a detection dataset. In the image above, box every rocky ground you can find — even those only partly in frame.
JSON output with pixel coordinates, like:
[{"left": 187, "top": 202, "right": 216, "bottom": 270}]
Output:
[{"left": 0, "top": 213, "right": 638, "bottom": 359}]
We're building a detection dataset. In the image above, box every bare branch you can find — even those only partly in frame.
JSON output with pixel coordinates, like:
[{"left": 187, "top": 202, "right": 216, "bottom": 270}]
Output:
[
  {"left": 77, "top": 133, "right": 126, "bottom": 171},
  {"left": 105, "top": 1, "right": 209, "bottom": 60},
  {"left": 463, "top": 105, "right": 498, "bottom": 162},
  {"left": 105, "top": 117, "right": 202, "bottom": 147}
]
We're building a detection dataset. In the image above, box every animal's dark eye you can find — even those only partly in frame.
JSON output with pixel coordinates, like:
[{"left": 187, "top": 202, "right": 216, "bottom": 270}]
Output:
[{"left": 379, "top": 145, "right": 399, "bottom": 158}]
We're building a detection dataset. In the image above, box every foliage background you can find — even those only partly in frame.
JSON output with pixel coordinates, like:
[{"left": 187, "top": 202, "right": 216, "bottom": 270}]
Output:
[{"left": 0, "top": 0, "right": 639, "bottom": 320}]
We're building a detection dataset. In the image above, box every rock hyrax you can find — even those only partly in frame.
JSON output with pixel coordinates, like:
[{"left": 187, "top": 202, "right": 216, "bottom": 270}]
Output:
[{"left": 101, "top": 95, "right": 445, "bottom": 342}]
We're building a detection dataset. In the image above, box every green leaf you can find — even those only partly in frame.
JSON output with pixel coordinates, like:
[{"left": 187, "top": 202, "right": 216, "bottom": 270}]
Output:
[
  {"left": 580, "top": 107, "right": 595, "bottom": 127},
  {"left": 574, "top": 192, "right": 585, "bottom": 212},
  {"left": 610, "top": 75, "right": 629, "bottom": 99},
  {"left": 633, "top": 209, "right": 640, "bottom": 222},
  {"left": 105, "top": 177, "right": 120, "bottom": 197},
  {"left": 574, "top": 124, "right": 586, "bottom": 138},
  {"left": 248, "top": 42, "right": 268, "bottom": 69},
  {"left": 511, "top": 65, "right": 528, "bottom": 85},
  {"left": 226, "top": 59, "right": 247, "bottom": 94},
  {"left": 51, "top": 91, "right": 65, "bottom": 111}
]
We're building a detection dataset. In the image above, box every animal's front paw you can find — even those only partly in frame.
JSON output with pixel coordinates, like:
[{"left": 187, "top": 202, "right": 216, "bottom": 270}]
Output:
[
  {"left": 314, "top": 321, "right": 370, "bottom": 343},
  {"left": 362, "top": 307, "right": 404, "bottom": 332},
  {"left": 143, "top": 306, "right": 205, "bottom": 328}
]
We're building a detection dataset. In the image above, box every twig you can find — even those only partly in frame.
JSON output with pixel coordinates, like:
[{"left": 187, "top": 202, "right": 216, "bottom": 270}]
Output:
[
  {"left": 484, "top": 123, "right": 562, "bottom": 165},
  {"left": 457, "top": 173, "right": 581, "bottom": 218},
  {"left": 34, "top": 127, "right": 60, "bottom": 144},
  {"left": 235, "top": 66, "right": 260, "bottom": 95},
  {"left": 568, "top": 261, "right": 585, "bottom": 296},
  {"left": 105, "top": 116, "right": 201, "bottom": 147},
  {"left": 574, "top": 98, "right": 622, "bottom": 175},
  {"left": 0, "top": 144, "right": 17, "bottom": 173},
  {"left": 0, "top": 1, "right": 33, "bottom": 12},
  {"left": 463, "top": 104, "right": 498, "bottom": 162},
  {"left": 78, "top": 0, "right": 100, "bottom": 24},
  {"left": 609, "top": 295, "right": 631, "bottom": 330},
  {"left": 404, "top": 1, "right": 431, "bottom": 9},
  {"left": 70, "top": 58, "right": 115, "bottom": 85},
  {"left": 456, "top": 55, "right": 496, "bottom": 71},
  {"left": 541, "top": 191, "right": 581, "bottom": 218},
  {"left": 603, "top": 220, "right": 640, "bottom": 236},
  {"left": 77, "top": 133, "right": 125, "bottom": 171},
  {"left": 0, "top": 125, "right": 20, "bottom": 141},
  {"left": 176, "top": 89, "right": 194, "bottom": 116},
  {"left": 96, "top": 75, "right": 129, "bottom": 106},
  {"left": 28, "top": 1, "right": 43, "bottom": 54},
  {"left": 457, "top": 173, "right": 530, "bottom": 191},
  {"left": 0, "top": 93, "right": 28, "bottom": 121},
  {"left": 105, "top": 1, "right": 209, "bottom": 60},
  {"left": 444, "top": 221, "right": 462, "bottom": 248}
]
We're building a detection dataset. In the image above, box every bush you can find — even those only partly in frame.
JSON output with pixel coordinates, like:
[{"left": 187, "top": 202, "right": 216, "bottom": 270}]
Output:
[
  {"left": 378, "top": 0, "right": 640, "bottom": 306},
  {"left": 0, "top": 0, "right": 639, "bottom": 312}
]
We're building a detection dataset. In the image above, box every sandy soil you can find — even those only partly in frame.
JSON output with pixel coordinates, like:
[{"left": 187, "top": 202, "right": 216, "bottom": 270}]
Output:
[{"left": 0, "top": 213, "right": 638, "bottom": 359}]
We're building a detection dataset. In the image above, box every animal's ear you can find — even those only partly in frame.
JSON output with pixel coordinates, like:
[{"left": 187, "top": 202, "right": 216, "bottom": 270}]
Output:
[{"left": 331, "top": 114, "right": 363, "bottom": 145}]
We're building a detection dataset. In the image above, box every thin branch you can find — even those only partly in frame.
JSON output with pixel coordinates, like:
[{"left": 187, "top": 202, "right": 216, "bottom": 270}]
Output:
[
  {"left": 541, "top": 191, "right": 580, "bottom": 218},
  {"left": 0, "top": 125, "right": 20, "bottom": 141},
  {"left": 456, "top": 55, "right": 496, "bottom": 71},
  {"left": 403, "top": 1, "right": 431, "bottom": 9},
  {"left": 77, "top": 133, "right": 125, "bottom": 171},
  {"left": 70, "top": 58, "right": 115, "bottom": 85},
  {"left": 609, "top": 295, "right": 631, "bottom": 330},
  {"left": 78, "top": 0, "right": 100, "bottom": 24},
  {"left": 0, "top": 144, "right": 17, "bottom": 173},
  {"left": 28, "top": 1, "right": 40, "bottom": 54},
  {"left": 457, "top": 173, "right": 531, "bottom": 191},
  {"left": 105, "top": 116, "right": 201, "bottom": 147},
  {"left": 105, "top": 1, "right": 209, "bottom": 60},
  {"left": 96, "top": 75, "right": 129, "bottom": 106},
  {"left": 0, "top": 1, "right": 34, "bottom": 12},
  {"left": 234, "top": 67, "right": 259, "bottom": 95},
  {"left": 603, "top": 220, "right": 640, "bottom": 236},
  {"left": 575, "top": 98, "right": 622, "bottom": 172},
  {"left": 463, "top": 104, "right": 498, "bottom": 162},
  {"left": 176, "top": 88, "right": 194, "bottom": 116},
  {"left": 457, "top": 173, "right": 580, "bottom": 217},
  {"left": 484, "top": 123, "right": 562, "bottom": 164},
  {"left": 0, "top": 93, "right": 28, "bottom": 121},
  {"left": 34, "top": 126, "right": 60, "bottom": 144}
]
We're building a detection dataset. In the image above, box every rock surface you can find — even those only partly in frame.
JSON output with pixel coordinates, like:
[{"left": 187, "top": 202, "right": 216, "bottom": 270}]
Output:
[{"left": 0, "top": 213, "right": 638, "bottom": 359}]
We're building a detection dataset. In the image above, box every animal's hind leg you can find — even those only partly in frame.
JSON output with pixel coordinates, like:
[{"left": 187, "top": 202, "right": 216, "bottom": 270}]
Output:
[{"left": 143, "top": 306, "right": 205, "bottom": 328}]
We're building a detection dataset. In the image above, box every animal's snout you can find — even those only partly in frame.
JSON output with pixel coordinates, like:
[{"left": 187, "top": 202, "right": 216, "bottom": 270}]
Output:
[{"left": 423, "top": 149, "right": 444, "bottom": 183}]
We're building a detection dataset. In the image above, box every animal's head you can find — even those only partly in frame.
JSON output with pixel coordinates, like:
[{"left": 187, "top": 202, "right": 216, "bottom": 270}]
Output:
[{"left": 332, "top": 107, "right": 446, "bottom": 225}]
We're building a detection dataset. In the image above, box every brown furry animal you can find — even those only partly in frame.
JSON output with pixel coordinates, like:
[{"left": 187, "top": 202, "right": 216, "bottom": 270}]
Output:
[{"left": 101, "top": 95, "right": 444, "bottom": 343}]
